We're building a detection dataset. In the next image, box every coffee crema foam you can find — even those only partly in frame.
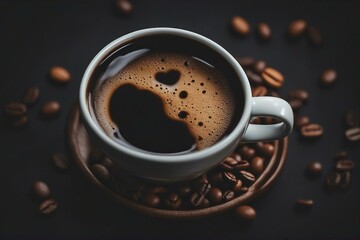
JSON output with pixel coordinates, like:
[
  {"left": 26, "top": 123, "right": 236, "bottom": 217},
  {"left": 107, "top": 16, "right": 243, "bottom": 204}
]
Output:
[{"left": 93, "top": 52, "right": 236, "bottom": 150}]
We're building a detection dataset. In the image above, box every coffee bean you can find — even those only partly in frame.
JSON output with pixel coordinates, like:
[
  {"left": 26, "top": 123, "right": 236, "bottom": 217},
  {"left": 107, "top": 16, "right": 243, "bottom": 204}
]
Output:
[
  {"left": 320, "top": 69, "right": 337, "bottom": 86},
  {"left": 340, "top": 171, "right": 351, "bottom": 189},
  {"left": 325, "top": 171, "right": 341, "bottom": 189},
  {"left": 52, "top": 153, "right": 68, "bottom": 170},
  {"left": 335, "top": 151, "right": 348, "bottom": 161},
  {"left": 40, "top": 101, "right": 60, "bottom": 118},
  {"left": 222, "top": 172, "right": 237, "bottom": 187},
  {"left": 252, "top": 85, "right": 267, "bottom": 97},
  {"left": 196, "top": 182, "right": 211, "bottom": 196},
  {"left": 39, "top": 199, "right": 58, "bottom": 215},
  {"left": 335, "top": 159, "right": 354, "bottom": 171},
  {"left": 307, "top": 26, "right": 323, "bottom": 46},
  {"left": 164, "top": 193, "right": 182, "bottom": 210},
  {"left": 236, "top": 57, "right": 255, "bottom": 67},
  {"left": 222, "top": 190, "right": 235, "bottom": 202},
  {"left": 259, "top": 143, "right": 275, "bottom": 157},
  {"left": 200, "top": 198, "right": 210, "bottom": 208},
  {"left": 246, "top": 69, "right": 263, "bottom": 85},
  {"left": 253, "top": 60, "right": 267, "bottom": 74},
  {"left": 261, "top": 67, "right": 284, "bottom": 88},
  {"left": 22, "top": 86, "right": 40, "bottom": 106},
  {"left": 231, "top": 16, "right": 250, "bottom": 36},
  {"left": 344, "top": 110, "right": 359, "bottom": 128},
  {"left": 238, "top": 170, "right": 256, "bottom": 183},
  {"left": 33, "top": 181, "right": 51, "bottom": 199},
  {"left": 4, "top": 102, "right": 27, "bottom": 117},
  {"left": 287, "top": 89, "right": 309, "bottom": 103},
  {"left": 250, "top": 156, "right": 265, "bottom": 175},
  {"left": 295, "top": 199, "right": 314, "bottom": 210},
  {"left": 345, "top": 127, "right": 360, "bottom": 141},
  {"left": 235, "top": 205, "right": 256, "bottom": 221},
  {"left": 300, "top": 123, "right": 323, "bottom": 138},
  {"left": 229, "top": 152, "right": 242, "bottom": 161},
  {"left": 233, "top": 160, "right": 250, "bottom": 171},
  {"left": 190, "top": 192, "right": 205, "bottom": 208},
  {"left": 239, "top": 146, "right": 256, "bottom": 160},
  {"left": 209, "top": 172, "right": 223, "bottom": 188},
  {"left": 223, "top": 157, "right": 238, "bottom": 166},
  {"left": 91, "top": 164, "right": 110, "bottom": 183},
  {"left": 306, "top": 161, "right": 323, "bottom": 176},
  {"left": 11, "top": 115, "right": 28, "bottom": 128},
  {"left": 49, "top": 66, "right": 71, "bottom": 84},
  {"left": 115, "top": 0, "right": 133, "bottom": 15},
  {"left": 232, "top": 179, "right": 243, "bottom": 193},
  {"left": 295, "top": 115, "right": 310, "bottom": 129},
  {"left": 208, "top": 187, "right": 223, "bottom": 205},
  {"left": 238, "top": 186, "right": 249, "bottom": 194},
  {"left": 177, "top": 186, "right": 191, "bottom": 198},
  {"left": 288, "top": 19, "right": 307, "bottom": 38},
  {"left": 289, "top": 99, "right": 303, "bottom": 111},
  {"left": 142, "top": 194, "right": 160, "bottom": 208},
  {"left": 257, "top": 23, "right": 271, "bottom": 41}
]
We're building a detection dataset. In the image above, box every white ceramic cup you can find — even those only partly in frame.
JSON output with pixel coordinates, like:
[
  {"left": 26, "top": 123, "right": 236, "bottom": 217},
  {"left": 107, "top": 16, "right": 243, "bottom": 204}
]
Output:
[{"left": 79, "top": 28, "right": 294, "bottom": 182}]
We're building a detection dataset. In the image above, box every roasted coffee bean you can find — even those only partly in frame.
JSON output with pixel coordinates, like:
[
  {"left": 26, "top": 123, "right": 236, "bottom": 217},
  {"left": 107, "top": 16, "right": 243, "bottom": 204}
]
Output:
[
  {"left": 4, "top": 102, "right": 27, "bottom": 117},
  {"left": 11, "top": 115, "right": 28, "bottom": 128},
  {"left": 147, "top": 186, "right": 167, "bottom": 194},
  {"left": 52, "top": 153, "right": 68, "bottom": 170},
  {"left": 208, "top": 187, "right": 223, "bottom": 205},
  {"left": 288, "top": 89, "right": 309, "bottom": 103},
  {"left": 239, "top": 146, "right": 256, "bottom": 159},
  {"left": 49, "top": 66, "right": 71, "bottom": 84},
  {"left": 245, "top": 69, "right": 263, "bottom": 85},
  {"left": 261, "top": 67, "right": 284, "bottom": 88},
  {"left": 295, "top": 115, "right": 310, "bottom": 129},
  {"left": 22, "top": 86, "right": 40, "bottom": 105},
  {"left": 253, "top": 60, "right": 267, "bottom": 74},
  {"left": 33, "top": 181, "right": 51, "bottom": 199},
  {"left": 335, "top": 159, "right": 354, "bottom": 171},
  {"left": 259, "top": 143, "right": 275, "bottom": 157},
  {"left": 164, "top": 193, "right": 182, "bottom": 210},
  {"left": 91, "top": 164, "right": 110, "bottom": 183},
  {"left": 335, "top": 151, "right": 348, "bottom": 161},
  {"left": 233, "top": 179, "right": 243, "bottom": 193},
  {"left": 233, "top": 160, "right": 250, "bottom": 171},
  {"left": 40, "top": 101, "right": 60, "bottom": 118},
  {"left": 39, "top": 198, "right": 58, "bottom": 215},
  {"left": 345, "top": 127, "right": 360, "bottom": 141},
  {"left": 320, "top": 69, "right": 337, "bottom": 86},
  {"left": 325, "top": 171, "right": 341, "bottom": 189},
  {"left": 190, "top": 192, "right": 205, "bottom": 208},
  {"left": 289, "top": 99, "right": 303, "bottom": 111},
  {"left": 231, "top": 16, "right": 250, "bottom": 36},
  {"left": 196, "top": 182, "right": 211, "bottom": 196},
  {"left": 257, "top": 23, "right": 271, "bottom": 40},
  {"left": 209, "top": 172, "right": 224, "bottom": 188},
  {"left": 306, "top": 161, "right": 323, "bottom": 176},
  {"left": 344, "top": 110, "right": 359, "bottom": 128},
  {"left": 142, "top": 194, "right": 160, "bottom": 208},
  {"left": 250, "top": 156, "right": 265, "bottom": 175},
  {"left": 238, "top": 186, "right": 249, "bottom": 194},
  {"left": 288, "top": 19, "right": 307, "bottom": 38},
  {"left": 235, "top": 205, "right": 256, "bottom": 221},
  {"left": 229, "top": 152, "right": 241, "bottom": 161},
  {"left": 222, "top": 172, "right": 237, "bottom": 186},
  {"left": 252, "top": 85, "right": 267, "bottom": 97},
  {"left": 222, "top": 190, "right": 235, "bottom": 202},
  {"left": 220, "top": 157, "right": 236, "bottom": 170},
  {"left": 116, "top": 0, "right": 133, "bottom": 15},
  {"left": 300, "top": 123, "right": 323, "bottom": 138},
  {"left": 307, "top": 26, "right": 323, "bottom": 46},
  {"left": 200, "top": 198, "right": 210, "bottom": 208},
  {"left": 340, "top": 171, "right": 351, "bottom": 189},
  {"left": 236, "top": 57, "right": 255, "bottom": 67},
  {"left": 177, "top": 186, "right": 191, "bottom": 198},
  {"left": 295, "top": 199, "right": 314, "bottom": 210},
  {"left": 239, "top": 170, "right": 256, "bottom": 183}
]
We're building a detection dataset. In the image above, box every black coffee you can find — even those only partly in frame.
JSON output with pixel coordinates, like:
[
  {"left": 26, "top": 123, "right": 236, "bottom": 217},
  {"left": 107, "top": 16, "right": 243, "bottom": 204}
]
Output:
[{"left": 88, "top": 34, "right": 244, "bottom": 154}]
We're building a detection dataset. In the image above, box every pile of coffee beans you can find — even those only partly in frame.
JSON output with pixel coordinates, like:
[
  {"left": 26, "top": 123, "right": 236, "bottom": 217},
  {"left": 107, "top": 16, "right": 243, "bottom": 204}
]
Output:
[{"left": 324, "top": 151, "right": 354, "bottom": 189}]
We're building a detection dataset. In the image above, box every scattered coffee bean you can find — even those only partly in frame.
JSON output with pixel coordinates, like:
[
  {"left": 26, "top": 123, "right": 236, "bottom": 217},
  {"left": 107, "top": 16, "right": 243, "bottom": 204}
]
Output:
[
  {"left": 222, "top": 171, "right": 237, "bottom": 186},
  {"left": 52, "top": 153, "right": 68, "bottom": 170},
  {"left": 208, "top": 187, "right": 223, "bottom": 205},
  {"left": 295, "top": 115, "right": 310, "bottom": 129},
  {"left": 49, "top": 66, "right": 71, "bottom": 84},
  {"left": 253, "top": 60, "right": 267, "bottom": 74},
  {"left": 236, "top": 57, "right": 255, "bottom": 67},
  {"left": 22, "top": 86, "right": 40, "bottom": 106},
  {"left": 256, "top": 23, "right": 271, "bottom": 40},
  {"left": 164, "top": 193, "right": 182, "bottom": 210},
  {"left": 340, "top": 171, "right": 351, "bottom": 189},
  {"left": 307, "top": 26, "right": 323, "bottom": 46},
  {"left": 235, "top": 205, "right": 256, "bottom": 221},
  {"left": 335, "top": 159, "right": 354, "bottom": 171},
  {"left": 11, "top": 115, "right": 28, "bottom": 128},
  {"left": 287, "top": 89, "right": 309, "bottom": 103},
  {"left": 344, "top": 110, "right": 359, "bottom": 128},
  {"left": 4, "top": 102, "right": 27, "bottom": 117},
  {"left": 251, "top": 85, "right": 267, "bottom": 97},
  {"left": 91, "top": 164, "right": 110, "bottom": 183},
  {"left": 231, "top": 16, "right": 250, "bottom": 36},
  {"left": 115, "top": 0, "right": 133, "bottom": 15},
  {"left": 222, "top": 190, "right": 235, "bottom": 202},
  {"left": 261, "top": 67, "right": 284, "bottom": 88},
  {"left": 289, "top": 99, "right": 303, "bottom": 111},
  {"left": 320, "top": 69, "right": 337, "bottom": 86},
  {"left": 288, "top": 19, "right": 307, "bottom": 38},
  {"left": 250, "top": 156, "right": 265, "bottom": 176},
  {"left": 40, "top": 101, "right": 60, "bottom": 118},
  {"left": 142, "top": 194, "right": 160, "bottom": 208},
  {"left": 33, "top": 180, "right": 51, "bottom": 199},
  {"left": 39, "top": 198, "right": 58, "bottom": 215},
  {"left": 325, "top": 171, "right": 341, "bottom": 189},
  {"left": 295, "top": 199, "right": 314, "bottom": 210},
  {"left": 306, "top": 161, "right": 323, "bottom": 177},
  {"left": 345, "top": 127, "right": 360, "bottom": 142},
  {"left": 300, "top": 123, "right": 323, "bottom": 138},
  {"left": 246, "top": 69, "right": 263, "bottom": 85}
]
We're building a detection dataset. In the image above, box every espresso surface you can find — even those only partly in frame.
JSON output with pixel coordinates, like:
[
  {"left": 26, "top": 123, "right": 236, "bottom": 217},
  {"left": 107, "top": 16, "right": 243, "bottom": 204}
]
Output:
[{"left": 92, "top": 52, "right": 237, "bottom": 152}]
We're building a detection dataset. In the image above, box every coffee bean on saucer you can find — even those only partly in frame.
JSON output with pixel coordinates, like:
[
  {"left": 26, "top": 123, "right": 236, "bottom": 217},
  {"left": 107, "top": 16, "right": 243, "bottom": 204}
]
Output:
[
  {"left": 49, "top": 66, "right": 71, "bottom": 84},
  {"left": 39, "top": 198, "right": 58, "bottom": 215},
  {"left": 253, "top": 60, "right": 267, "bottom": 74},
  {"left": 295, "top": 199, "right": 314, "bottom": 210},
  {"left": 320, "top": 69, "right": 337, "bottom": 86},
  {"left": 142, "top": 194, "right": 160, "bottom": 208},
  {"left": 164, "top": 193, "right": 182, "bottom": 210},
  {"left": 52, "top": 153, "right": 68, "bottom": 170},
  {"left": 288, "top": 19, "right": 307, "bottom": 38},
  {"left": 246, "top": 69, "right": 263, "bottom": 85},
  {"left": 115, "top": 0, "right": 133, "bottom": 15},
  {"left": 190, "top": 192, "right": 205, "bottom": 208},
  {"left": 22, "top": 86, "right": 40, "bottom": 106},
  {"left": 344, "top": 110, "right": 359, "bottom": 128},
  {"left": 11, "top": 115, "right": 28, "bottom": 128},
  {"left": 306, "top": 161, "right": 323, "bottom": 177},
  {"left": 335, "top": 159, "right": 354, "bottom": 171},
  {"left": 4, "top": 102, "right": 27, "bottom": 117},
  {"left": 261, "top": 67, "right": 284, "bottom": 88},
  {"left": 307, "top": 26, "right": 323, "bottom": 46},
  {"left": 238, "top": 170, "right": 256, "bottom": 184},
  {"left": 340, "top": 171, "right": 351, "bottom": 189},
  {"left": 287, "top": 89, "right": 309, "bottom": 103},
  {"left": 325, "top": 171, "right": 341, "bottom": 189},
  {"left": 40, "top": 101, "right": 60, "bottom": 118},
  {"left": 300, "top": 123, "right": 323, "bottom": 138},
  {"left": 91, "top": 164, "right": 110, "bottom": 183},
  {"left": 231, "top": 16, "right": 250, "bottom": 36},
  {"left": 208, "top": 187, "right": 223, "bottom": 205},
  {"left": 295, "top": 115, "right": 310, "bottom": 129},
  {"left": 236, "top": 57, "right": 255, "bottom": 67},
  {"left": 345, "top": 127, "right": 360, "bottom": 141},
  {"left": 222, "top": 172, "right": 237, "bottom": 186},
  {"left": 33, "top": 180, "right": 51, "bottom": 199},
  {"left": 235, "top": 205, "right": 256, "bottom": 221},
  {"left": 250, "top": 156, "right": 265, "bottom": 175},
  {"left": 256, "top": 23, "right": 271, "bottom": 41}
]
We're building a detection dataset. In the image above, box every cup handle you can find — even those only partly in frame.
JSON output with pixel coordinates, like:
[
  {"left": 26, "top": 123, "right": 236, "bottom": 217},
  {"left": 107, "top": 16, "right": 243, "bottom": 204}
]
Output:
[{"left": 242, "top": 96, "right": 294, "bottom": 142}]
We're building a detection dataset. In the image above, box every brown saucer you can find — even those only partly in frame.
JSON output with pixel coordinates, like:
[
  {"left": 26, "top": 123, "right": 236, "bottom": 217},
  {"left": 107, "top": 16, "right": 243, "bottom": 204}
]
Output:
[{"left": 68, "top": 105, "right": 288, "bottom": 219}]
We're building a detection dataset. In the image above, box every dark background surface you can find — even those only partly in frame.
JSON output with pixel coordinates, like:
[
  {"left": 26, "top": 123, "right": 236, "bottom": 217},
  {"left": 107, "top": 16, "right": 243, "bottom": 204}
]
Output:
[{"left": 1, "top": 0, "right": 360, "bottom": 239}]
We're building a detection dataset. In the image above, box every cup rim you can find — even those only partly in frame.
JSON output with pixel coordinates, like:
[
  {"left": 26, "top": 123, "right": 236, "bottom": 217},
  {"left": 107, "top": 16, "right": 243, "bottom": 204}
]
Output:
[{"left": 79, "top": 27, "right": 252, "bottom": 164}]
